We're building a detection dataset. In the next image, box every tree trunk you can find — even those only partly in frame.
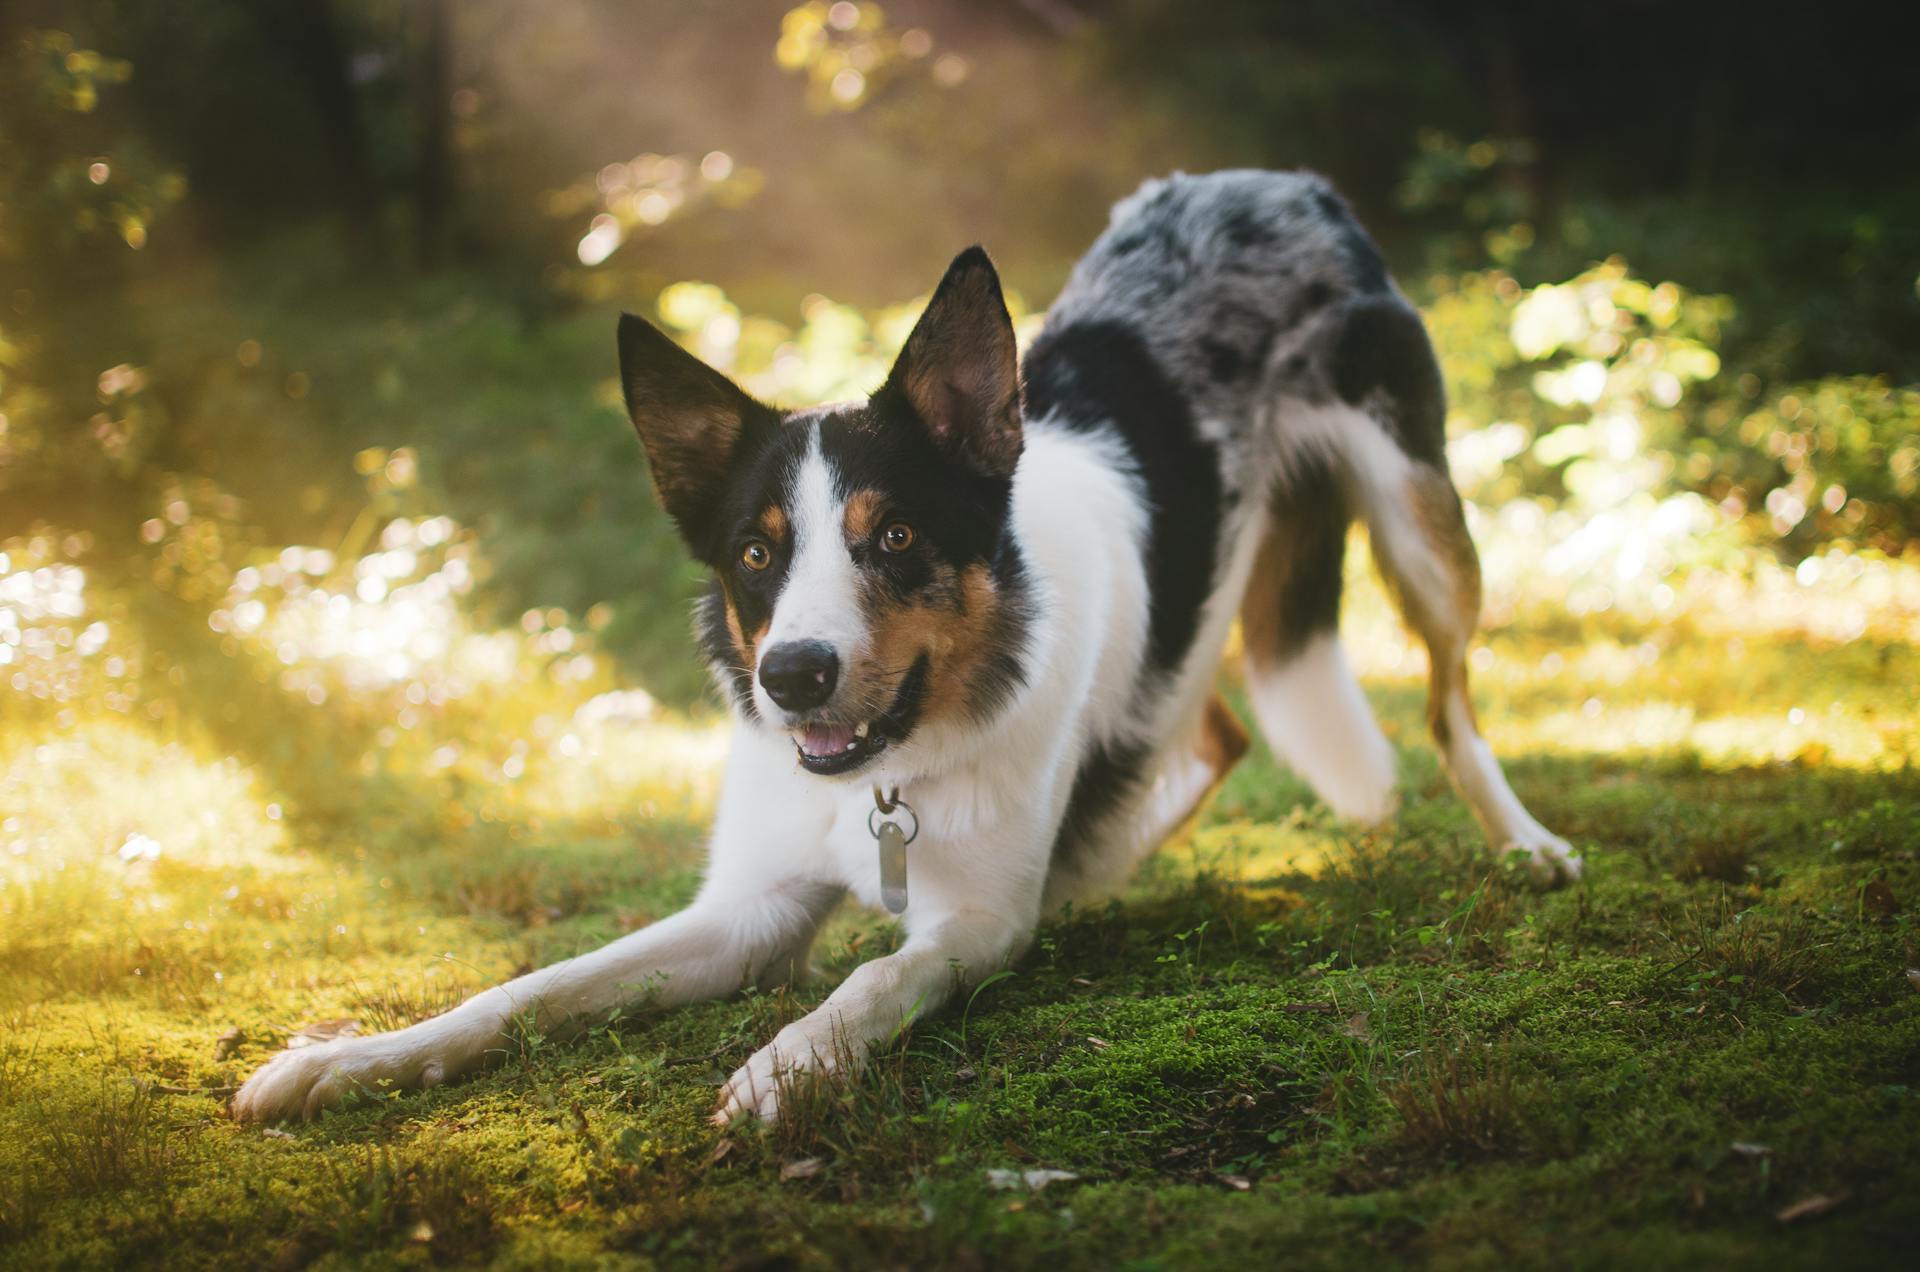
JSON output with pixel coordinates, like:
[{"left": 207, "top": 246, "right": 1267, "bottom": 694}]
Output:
[
  {"left": 414, "top": 0, "right": 454, "bottom": 270},
  {"left": 256, "top": 0, "right": 382, "bottom": 266}
]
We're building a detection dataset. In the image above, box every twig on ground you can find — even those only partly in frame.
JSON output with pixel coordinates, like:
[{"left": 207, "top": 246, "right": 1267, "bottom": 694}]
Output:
[{"left": 135, "top": 1079, "right": 240, "bottom": 1099}]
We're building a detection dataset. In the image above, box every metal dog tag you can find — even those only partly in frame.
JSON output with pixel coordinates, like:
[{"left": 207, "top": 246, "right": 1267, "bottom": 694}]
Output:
[
  {"left": 870, "top": 786, "right": 918, "bottom": 915},
  {"left": 877, "top": 820, "right": 909, "bottom": 914}
]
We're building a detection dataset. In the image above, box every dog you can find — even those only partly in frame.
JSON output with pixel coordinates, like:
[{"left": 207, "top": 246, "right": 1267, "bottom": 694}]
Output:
[{"left": 232, "top": 170, "right": 1579, "bottom": 1125}]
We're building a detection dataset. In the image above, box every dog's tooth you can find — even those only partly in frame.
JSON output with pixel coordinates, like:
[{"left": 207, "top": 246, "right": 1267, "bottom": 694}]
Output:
[{"left": 854, "top": 721, "right": 871, "bottom": 739}]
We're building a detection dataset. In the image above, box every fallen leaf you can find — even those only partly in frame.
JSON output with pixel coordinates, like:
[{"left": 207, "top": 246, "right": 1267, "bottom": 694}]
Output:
[
  {"left": 1341, "top": 1012, "right": 1372, "bottom": 1042},
  {"left": 1776, "top": 1191, "right": 1850, "bottom": 1224},
  {"left": 1085, "top": 1036, "right": 1111, "bottom": 1050},
  {"left": 1730, "top": 1141, "right": 1772, "bottom": 1159},
  {"left": 286, "top": 1018, "right": 361, "bottom": 1049},
  {"left": 1218, "top": 1173, "right": 1251, "bottom": 1191},
  {"left": 213, "top": 1027, "right": 245, "bottom": 1061},
  {"left": 780, "top": 1157, "right": 825, "bottom": 1181},
  {"left": 260, "top": 1127, "right": 295, "bottom": 1140}
]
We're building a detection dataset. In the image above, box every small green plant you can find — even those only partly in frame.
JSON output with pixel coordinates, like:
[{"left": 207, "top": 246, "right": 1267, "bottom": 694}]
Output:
[
  {"left": 1661, "top": 889, "right": 1821, "bottom": 1014},
  {"left": 350, "top": 974, "right": 473, "bottom": 1033},
  {"left": 1156, "top": 920, "right": 1211, "bottom": 993},
  {"left": 297, "top": 1144, "right": 499, "bottom": 1264},
  {"left": 0, "top": 1033, "right": 37, "bottom": 1104},
  {"left": 31, "top": 1075, "right": 178, "bottom": 1195},
  {"left": 1387, "top": 1039, "right": 1524, "bottom": 1158},
  {"left": 0, "top": 1179, "right": 41, "bottom": 1244}
]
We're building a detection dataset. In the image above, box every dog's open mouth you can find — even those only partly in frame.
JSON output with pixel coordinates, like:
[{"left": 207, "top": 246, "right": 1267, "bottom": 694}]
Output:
[
  {"left": 786, "top": 656, "right": 928, "bottom": 777},
  {"left": 791, "top": 719, "right": 888, "bottom": 775}
]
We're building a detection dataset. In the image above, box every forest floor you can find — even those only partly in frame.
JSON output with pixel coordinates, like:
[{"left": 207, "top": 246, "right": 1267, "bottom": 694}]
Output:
[{"left": 4, "top": 579, "right": 1917, "bottom": 1271}]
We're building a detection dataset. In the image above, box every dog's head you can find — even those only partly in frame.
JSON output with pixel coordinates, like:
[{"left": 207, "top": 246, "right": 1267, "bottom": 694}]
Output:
[{"left": 617, "top": 247, "right": 1027, "bottom": 776}]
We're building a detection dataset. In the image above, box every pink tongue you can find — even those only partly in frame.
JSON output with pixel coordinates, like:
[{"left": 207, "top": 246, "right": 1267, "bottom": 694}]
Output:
[{"left": 802, "top": 722, "right": 857, "bottom": 757}]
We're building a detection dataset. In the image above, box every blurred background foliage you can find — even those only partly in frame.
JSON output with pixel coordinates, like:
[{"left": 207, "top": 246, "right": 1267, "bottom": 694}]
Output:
[{"left": 1, "top": 0, "right": 1917, "bottom": 754}]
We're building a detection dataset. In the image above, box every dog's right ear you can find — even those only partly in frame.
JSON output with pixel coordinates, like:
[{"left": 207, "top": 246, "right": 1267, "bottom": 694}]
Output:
[{"left": 617, "top": 313, "right": 769, "bottom": 555}]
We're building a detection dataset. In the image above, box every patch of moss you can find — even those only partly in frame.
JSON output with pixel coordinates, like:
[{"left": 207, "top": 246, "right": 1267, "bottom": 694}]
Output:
[{"left": 4, "top": 615, "right": 1919, "bottom": 1268}]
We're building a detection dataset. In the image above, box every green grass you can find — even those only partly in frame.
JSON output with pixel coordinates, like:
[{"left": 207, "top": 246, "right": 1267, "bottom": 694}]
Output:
[{"left": 2, "top": 599, "right": 1917, "bottom": 1270}]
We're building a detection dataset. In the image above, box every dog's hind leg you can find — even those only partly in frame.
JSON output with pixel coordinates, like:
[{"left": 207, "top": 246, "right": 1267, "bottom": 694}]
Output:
[
  {"left": 1139, "top": 692, "right": 1252, "bottom": 843},
  {"left": 1240, "top": 457, "right": 1400, "bottom": 825},
  {"left": 1331, "top": 297, "right": 1580, "bottom": 884},
  {"left": 1042, "top": 694, "right": 1250, "bottom": 910}
]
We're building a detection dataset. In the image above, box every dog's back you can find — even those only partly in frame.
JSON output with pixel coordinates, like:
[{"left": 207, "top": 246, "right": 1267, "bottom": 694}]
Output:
[{"left": 1024, "top": 170, "right": 1576, "bottom": 901}]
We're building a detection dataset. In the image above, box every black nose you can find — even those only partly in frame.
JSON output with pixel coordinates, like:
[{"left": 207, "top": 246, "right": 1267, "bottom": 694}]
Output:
[{"left": 759, "top": 640, "right": 839, "bottom": 712}]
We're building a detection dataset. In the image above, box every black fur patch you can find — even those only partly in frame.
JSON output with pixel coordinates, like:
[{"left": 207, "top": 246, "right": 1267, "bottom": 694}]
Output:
[
  {"left": 1049, "top": 737, "right": 1149, "bottom": 874},
  {"left": 1263, "top": 455, "right": 1349, "bottom": 656},
  {"left": 1199, "top": 302, "right": 1278, "bottom": 385},
  {"left": 1330, "top": 297, "right": 1449, "bottom": 468},
  {"left": 1022, "top": 321, "right": 1223, "bottom": 672},
  {"left": 1220, "top": 204, "right": 1277, "bottom": 249},
  {"left": 1311, "top": 189, "right": 1389, "bottom": 295},
  {"left": 878, "top": 652, "right": 932, "bottom": 745},
  {"left": 1201, "top": 337, "right": 1249, "bottom": 382}
]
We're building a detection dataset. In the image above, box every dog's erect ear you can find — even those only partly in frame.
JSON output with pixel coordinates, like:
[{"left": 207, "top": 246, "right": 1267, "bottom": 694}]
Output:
[
  {"left": 880, "top": 247, "right": 1022, "bottom": 478},
  {"left": 617, "top": 313, "right": 767, "bottom": 553}
]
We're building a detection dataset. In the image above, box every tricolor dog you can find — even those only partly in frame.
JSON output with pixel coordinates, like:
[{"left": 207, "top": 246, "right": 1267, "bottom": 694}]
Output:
[{"left": 233, "top": 170, "right": 1579, "bottom": 1125}]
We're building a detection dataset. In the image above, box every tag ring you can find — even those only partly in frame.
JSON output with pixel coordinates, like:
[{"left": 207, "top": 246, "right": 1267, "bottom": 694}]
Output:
[{"left": 868, "top": 787, "right": 919, "bottom": 845}]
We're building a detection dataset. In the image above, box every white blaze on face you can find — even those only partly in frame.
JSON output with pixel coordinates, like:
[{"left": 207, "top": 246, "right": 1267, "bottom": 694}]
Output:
[{"left": 754, "top": 429, "right": 866, "bottom": 718}]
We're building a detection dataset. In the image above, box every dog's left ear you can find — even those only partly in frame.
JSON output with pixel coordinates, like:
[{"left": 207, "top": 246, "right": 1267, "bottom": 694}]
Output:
[{"left": 880, "top": 246, "right": 1022, "bottom": 478}]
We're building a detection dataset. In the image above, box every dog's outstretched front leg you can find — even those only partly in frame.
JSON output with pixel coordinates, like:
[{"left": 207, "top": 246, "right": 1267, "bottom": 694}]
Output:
[
  {"left": 231, "top": 879, "right": 838, "bottom": 1123},
  {"left": 713, "top": 904, "right": 1031, "bottom": 1123}
]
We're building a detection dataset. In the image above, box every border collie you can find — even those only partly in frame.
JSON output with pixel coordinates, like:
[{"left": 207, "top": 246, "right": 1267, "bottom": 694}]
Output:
[{"left": 233, "top": 170, "right": 1579, "bottom": 1125}]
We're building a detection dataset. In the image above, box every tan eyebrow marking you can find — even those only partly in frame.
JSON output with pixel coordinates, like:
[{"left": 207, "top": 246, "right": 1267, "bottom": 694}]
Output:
[
  {"left": 842, "top": 489, "right": 885, "bottom": 545},
  {"left": 755, "top": 503, "right": 788, "bottom": 542}
]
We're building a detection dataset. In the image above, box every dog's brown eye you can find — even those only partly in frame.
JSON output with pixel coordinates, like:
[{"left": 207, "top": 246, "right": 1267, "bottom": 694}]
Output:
[
  {"left": 880, "top": 523, "right": 915, "bottom": 553},
  {"left": 741, "top": 541, "right": 771, "bottom": 571}
]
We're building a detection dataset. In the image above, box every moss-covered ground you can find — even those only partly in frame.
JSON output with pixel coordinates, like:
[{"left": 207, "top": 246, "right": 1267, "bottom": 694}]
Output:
[{"left": 3, "top": 596, "right": 1918, "bottom": 1269}]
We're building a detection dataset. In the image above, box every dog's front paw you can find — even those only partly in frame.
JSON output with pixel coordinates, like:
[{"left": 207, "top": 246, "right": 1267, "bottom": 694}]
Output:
[
  {"left": 711, "top": 1026, "right": 836, "bottom": 1125},
  {"left": 231, "top": 1032, "right": 460, "bottom": 1123},
  {"left": 1504, "top": 824, "right": 1583, "bottom": 889}
]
